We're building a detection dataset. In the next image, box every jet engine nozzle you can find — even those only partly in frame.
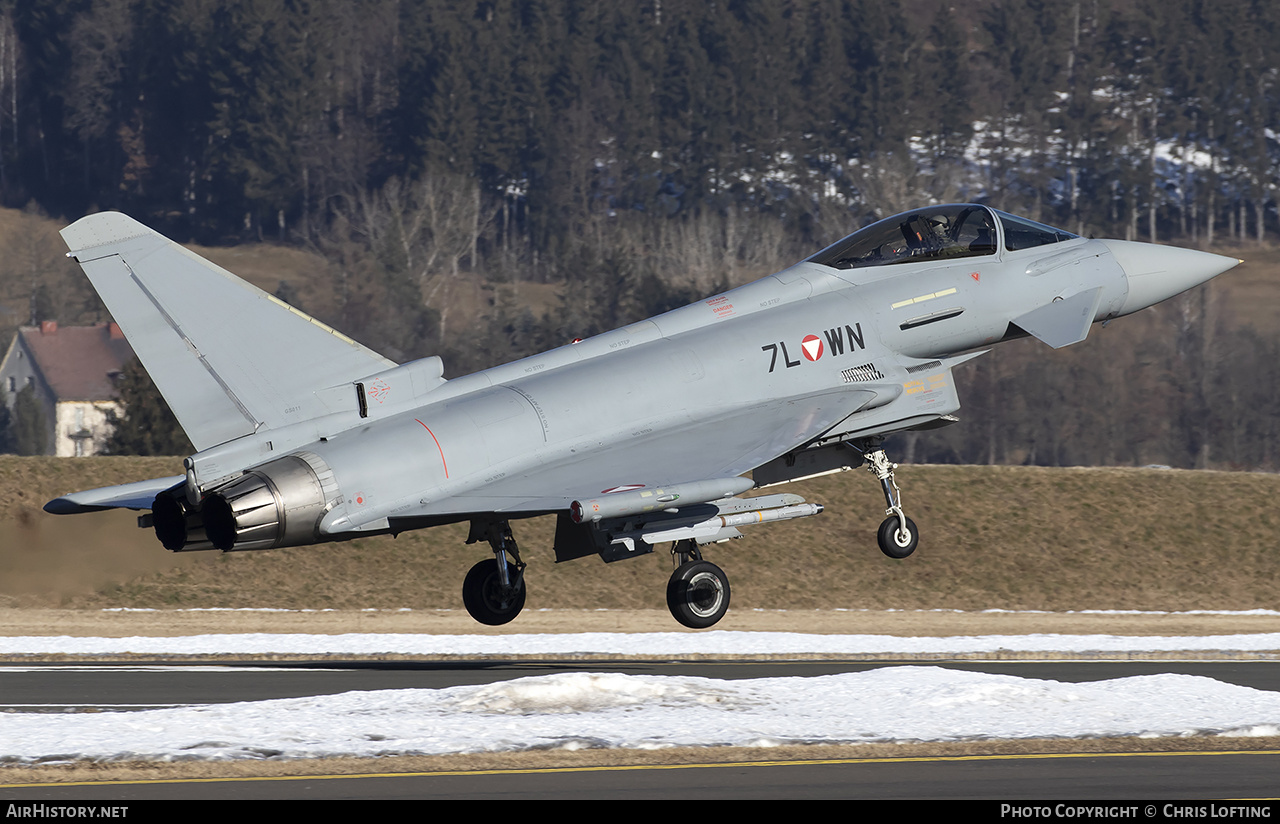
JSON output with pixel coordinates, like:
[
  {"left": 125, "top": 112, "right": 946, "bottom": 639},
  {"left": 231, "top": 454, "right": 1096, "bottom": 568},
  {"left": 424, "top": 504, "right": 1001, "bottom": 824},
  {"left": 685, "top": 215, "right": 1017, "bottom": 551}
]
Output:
[
  {"left": 1101, "top": 240, "right": 1240, "bottom": 316},
  {"left": 202, "top": 454, "right": 336, "bottom": 551},
  {"left": 150, "top": 490, "right": 215, "bottom": 552}
]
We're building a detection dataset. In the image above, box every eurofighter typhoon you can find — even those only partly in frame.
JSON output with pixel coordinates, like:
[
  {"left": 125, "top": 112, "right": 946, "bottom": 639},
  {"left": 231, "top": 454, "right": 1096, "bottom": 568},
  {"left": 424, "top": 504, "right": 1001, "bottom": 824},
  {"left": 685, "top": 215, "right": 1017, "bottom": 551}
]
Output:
[{"left": 46, "top": 205, "right": 1237, "bottom": 627}]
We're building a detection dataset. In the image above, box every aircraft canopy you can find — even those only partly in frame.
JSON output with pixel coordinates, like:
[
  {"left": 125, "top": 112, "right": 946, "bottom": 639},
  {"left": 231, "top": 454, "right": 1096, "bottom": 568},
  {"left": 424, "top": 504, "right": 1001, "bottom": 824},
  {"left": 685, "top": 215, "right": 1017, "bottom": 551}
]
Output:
[{"left": 809, "top": 204, "right": 1078, "bottom": 271}]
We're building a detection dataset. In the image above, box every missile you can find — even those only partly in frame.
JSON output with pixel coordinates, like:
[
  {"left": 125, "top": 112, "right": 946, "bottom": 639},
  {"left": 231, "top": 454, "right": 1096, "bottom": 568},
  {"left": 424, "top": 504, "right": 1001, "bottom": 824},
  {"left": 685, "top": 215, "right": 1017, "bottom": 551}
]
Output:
[
  {"left": 571, "top": 476, "right": 756, "bottom": 523},
  {"left": 638, "top": 502, "right": 824, "bottom": 545}
]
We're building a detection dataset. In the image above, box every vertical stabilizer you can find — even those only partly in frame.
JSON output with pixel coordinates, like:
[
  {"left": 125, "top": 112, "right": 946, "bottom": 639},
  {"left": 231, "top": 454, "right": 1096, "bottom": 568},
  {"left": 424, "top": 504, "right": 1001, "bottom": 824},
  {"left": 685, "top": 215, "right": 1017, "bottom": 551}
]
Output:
[{"left": 61, "top": 212, "right": 395, "bottom": 450}]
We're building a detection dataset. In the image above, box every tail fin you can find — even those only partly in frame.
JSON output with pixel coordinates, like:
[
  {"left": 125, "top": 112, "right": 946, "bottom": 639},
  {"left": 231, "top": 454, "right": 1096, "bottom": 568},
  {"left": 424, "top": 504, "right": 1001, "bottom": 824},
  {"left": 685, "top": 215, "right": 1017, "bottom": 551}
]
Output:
[{"left": 61, "top": 212, "right": 395, "bottom": 451}]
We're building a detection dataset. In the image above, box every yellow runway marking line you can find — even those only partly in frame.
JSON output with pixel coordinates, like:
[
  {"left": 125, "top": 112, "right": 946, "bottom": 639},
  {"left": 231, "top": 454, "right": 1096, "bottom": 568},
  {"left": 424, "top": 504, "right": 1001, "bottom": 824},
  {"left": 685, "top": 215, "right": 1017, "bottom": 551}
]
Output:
[{"left": 5, "top": 748, "right": 1280, "bottom": 788}]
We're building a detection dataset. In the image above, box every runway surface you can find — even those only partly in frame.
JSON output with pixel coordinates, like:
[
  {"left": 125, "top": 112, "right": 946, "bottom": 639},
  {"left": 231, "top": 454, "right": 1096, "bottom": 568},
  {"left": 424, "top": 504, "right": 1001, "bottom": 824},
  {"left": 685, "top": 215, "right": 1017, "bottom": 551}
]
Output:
[
  {"left": 5, "top": 659, "right": 1280, "bottom": 708},
  {"left": 3, "top": 659, "right": 1279, "bottom": 800},
  {"left": 4, "top": 750, "right": 1280, "bottom": 800}
]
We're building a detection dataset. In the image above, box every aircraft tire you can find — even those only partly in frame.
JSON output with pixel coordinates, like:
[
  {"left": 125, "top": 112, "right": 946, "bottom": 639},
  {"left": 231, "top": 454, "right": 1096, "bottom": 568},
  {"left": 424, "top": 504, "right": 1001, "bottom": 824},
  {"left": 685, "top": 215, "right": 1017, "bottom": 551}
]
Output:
[
  {"left": 462, "top": 558, "right": 526, "bottom": 626},
  {"left": 666, "top": 560, "right": 730, "bottom": 629},
  {"left": 877, "top": 516, "right": 919, "bottom": 559}
]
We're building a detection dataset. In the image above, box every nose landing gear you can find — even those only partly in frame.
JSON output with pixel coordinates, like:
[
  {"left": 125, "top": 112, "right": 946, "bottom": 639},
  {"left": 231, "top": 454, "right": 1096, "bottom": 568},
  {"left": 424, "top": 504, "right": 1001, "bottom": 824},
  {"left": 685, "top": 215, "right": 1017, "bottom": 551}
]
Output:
[{"left": 851, "top": 440, "right": 920, "bottom": 559}]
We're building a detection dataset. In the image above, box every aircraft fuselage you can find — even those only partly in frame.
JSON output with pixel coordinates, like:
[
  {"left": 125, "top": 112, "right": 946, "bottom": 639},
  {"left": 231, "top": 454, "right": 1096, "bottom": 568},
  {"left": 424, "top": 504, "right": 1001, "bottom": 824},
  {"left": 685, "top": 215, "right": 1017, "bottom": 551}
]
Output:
[{"left": 48, "top": 204, "right": 1240, "bottom": 627}]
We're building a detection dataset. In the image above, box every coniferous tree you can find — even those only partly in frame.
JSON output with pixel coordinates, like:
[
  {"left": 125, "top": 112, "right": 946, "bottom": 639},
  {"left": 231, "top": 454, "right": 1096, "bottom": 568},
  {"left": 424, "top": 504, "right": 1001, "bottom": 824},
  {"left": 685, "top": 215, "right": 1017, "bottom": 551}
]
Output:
[
  {"left": 0, "top": 398, "right": 14, "bottom": 453},
  {"left": 104, "top": 358, "right": 192, "bottom": 456},
  {"left": 918, "top": 4, "right": 973, "bottom": 162},
  {"left": 11, "top": 382, "right": 45, "bottom": 455}
]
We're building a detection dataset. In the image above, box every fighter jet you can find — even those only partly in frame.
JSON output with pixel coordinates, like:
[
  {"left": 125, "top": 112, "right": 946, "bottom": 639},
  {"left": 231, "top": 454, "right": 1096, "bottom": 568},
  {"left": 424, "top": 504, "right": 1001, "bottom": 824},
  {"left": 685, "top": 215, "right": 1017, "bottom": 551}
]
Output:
[{"left": 44, "top": 204, "right": 1238, "bottom": 628}]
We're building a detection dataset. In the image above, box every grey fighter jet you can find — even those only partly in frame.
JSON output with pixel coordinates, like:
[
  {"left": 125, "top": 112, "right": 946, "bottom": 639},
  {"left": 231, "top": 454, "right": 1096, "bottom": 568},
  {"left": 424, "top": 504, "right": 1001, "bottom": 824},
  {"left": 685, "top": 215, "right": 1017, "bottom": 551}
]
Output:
[{"left": 45, "top": 205, "right": 1238, "bottom": 628}]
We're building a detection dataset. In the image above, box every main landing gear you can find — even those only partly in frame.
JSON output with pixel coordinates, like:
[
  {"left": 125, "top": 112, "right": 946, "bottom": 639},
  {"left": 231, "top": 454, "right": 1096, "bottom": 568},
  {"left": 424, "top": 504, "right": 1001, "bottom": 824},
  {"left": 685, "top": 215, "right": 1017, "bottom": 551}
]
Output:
[
  {"left": 459, "top": 521, "right": 735, "bottom": 629},
  {"left": 462, "top": 521, "right": 527, "bottom": 625},
  {"left": 851, "top": 439, "right": 919, "bottom": 559},
  {"left": 666, "top": 540, "right": 730, "bottom": 629}
]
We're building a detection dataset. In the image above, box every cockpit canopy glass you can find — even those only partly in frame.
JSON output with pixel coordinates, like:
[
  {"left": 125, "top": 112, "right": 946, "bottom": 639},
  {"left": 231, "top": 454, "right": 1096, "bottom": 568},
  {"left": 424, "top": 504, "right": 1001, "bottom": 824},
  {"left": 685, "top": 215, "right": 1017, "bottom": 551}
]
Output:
[
  {"left": 809, "top": 204, "right": 999, "bottom": 270},
  {"left": 809, "top": 205, "right": 1081, "bottom": 271},
  {"left": 992, "top": 209, "right": 1079, "bottom": 251}
]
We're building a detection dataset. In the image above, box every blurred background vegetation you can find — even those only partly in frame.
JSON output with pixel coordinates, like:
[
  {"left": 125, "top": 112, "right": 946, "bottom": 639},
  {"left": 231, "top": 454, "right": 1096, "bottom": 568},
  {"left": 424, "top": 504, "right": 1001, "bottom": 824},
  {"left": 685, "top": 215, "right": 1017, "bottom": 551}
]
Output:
[{"left": 0, "top": 0, "right": 1276, "bottom": 469}]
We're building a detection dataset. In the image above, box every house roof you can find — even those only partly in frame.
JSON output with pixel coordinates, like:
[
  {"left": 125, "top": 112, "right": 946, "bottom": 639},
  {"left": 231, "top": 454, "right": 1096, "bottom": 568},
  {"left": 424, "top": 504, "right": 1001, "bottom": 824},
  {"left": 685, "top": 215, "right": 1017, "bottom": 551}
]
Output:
[{"left": 19, "top": 322, "right": 134, "bottom": 402}]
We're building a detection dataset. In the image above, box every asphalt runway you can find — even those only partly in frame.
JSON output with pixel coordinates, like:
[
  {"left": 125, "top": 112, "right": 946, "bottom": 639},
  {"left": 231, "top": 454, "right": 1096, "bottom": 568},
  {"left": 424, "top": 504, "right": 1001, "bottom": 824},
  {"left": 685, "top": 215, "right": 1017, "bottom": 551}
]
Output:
[
  {"left": 2, "top": 659, "right": 1280, "bottom": 799},
  {"left": 5, "top": 659, "right": 1280, "bottom": 708},
  {"left": 3, "top": 751, "right": 1280, "bottom": 800}
]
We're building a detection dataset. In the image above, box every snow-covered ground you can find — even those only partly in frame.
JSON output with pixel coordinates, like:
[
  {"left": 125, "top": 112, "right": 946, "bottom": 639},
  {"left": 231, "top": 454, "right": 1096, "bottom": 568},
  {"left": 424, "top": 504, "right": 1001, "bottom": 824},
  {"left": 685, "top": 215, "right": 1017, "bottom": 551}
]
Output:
[
  {"left": 2, "top": 629, "right": 1280, "bottom": 763},
  {"left": 2, "top": 667, "right": 1279, "bottom": 764}
]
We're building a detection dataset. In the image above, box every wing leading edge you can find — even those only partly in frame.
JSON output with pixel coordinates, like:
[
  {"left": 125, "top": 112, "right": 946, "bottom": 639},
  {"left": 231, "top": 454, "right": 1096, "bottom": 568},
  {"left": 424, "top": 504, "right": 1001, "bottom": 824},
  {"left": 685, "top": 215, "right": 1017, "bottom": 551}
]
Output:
[{"left": 44, "top": 476, "right": 185, "bottom": 515}]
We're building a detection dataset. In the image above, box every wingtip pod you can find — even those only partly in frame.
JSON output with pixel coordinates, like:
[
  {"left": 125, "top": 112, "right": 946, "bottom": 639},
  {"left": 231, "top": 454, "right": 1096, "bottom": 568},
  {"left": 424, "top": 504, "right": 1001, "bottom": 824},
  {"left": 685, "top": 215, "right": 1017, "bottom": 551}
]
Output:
[{"left": 60, "top": 211, "right": 154, "bottom": 258}]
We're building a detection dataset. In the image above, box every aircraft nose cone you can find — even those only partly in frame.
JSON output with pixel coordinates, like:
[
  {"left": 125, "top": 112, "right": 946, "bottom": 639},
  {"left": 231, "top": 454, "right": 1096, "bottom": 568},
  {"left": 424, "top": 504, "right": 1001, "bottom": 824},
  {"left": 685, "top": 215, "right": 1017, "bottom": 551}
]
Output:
[{"left": 1101, "top": 240, "right": 1240, "bottom": 315}]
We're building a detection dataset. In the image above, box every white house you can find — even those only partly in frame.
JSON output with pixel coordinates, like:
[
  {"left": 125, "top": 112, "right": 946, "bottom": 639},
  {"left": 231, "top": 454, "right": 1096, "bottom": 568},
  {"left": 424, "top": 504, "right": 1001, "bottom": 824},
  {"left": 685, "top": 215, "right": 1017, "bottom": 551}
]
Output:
[{"left": 0, "top": 321, "right": 134, "bottom": 456}]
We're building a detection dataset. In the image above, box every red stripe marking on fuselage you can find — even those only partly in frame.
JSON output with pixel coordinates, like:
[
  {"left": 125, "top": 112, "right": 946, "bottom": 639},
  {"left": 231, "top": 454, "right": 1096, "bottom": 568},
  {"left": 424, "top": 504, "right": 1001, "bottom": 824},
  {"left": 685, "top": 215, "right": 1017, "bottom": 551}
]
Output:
[{"left": 415, "top": 419, "right": 449, "bottom": 478}]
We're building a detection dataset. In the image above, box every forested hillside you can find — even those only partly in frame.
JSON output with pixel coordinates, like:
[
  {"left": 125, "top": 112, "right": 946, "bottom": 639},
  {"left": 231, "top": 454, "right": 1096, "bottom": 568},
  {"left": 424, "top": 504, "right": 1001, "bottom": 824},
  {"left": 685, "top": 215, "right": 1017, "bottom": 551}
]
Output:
[
  {"left": 0, "top": 0, "right": 1276, "bottom": 469},
  {"left": 2, "top": 0, "right": 1274, "bottom": 244}
]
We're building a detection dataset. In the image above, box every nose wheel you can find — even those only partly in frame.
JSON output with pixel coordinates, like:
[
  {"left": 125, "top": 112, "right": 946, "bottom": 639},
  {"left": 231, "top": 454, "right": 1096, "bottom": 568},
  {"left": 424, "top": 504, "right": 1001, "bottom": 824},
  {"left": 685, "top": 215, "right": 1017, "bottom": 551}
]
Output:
[{"left": 877, "top": 515, "right": 919, "bottom": 558}]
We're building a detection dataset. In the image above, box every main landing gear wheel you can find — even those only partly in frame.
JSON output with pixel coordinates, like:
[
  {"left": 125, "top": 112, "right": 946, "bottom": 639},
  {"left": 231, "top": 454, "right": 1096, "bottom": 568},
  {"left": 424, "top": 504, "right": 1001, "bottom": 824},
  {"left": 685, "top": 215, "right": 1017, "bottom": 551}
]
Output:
[
  {"left": 462, "top": 558, "right": 526, "bottom": 626},
  {"left": 877, "top": 516, "right": 919, "bottom": 559},
  {"left": 666, "top": 560, "right": 731, "bottom": 629}
]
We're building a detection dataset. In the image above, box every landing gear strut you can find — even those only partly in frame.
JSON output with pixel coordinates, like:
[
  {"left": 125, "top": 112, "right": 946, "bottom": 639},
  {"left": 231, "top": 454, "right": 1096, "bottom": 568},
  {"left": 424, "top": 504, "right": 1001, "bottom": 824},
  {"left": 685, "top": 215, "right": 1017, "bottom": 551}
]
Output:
[
  {"left": 851, "top": 440, "right": 919, "bottom": 559},
  {"left": 462, "top": 521, "right": 527, "bottom": 625},
  {"left": 666, "top": 540, "right": 731, "bottom": 629}
]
